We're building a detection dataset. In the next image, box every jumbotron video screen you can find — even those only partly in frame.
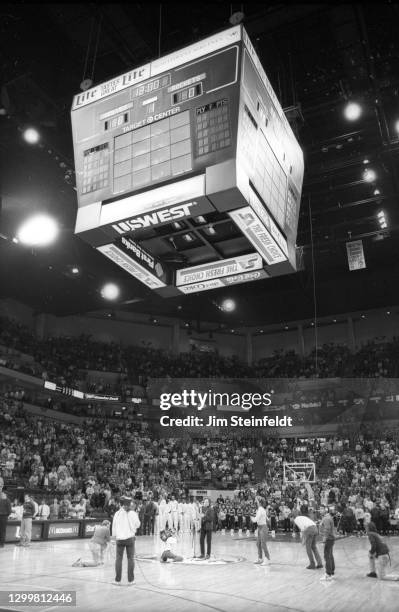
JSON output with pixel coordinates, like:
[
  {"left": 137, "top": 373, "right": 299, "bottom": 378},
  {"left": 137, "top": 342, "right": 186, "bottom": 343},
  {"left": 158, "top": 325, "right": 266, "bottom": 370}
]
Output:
[{"left": 72, "top": 25, "right": 304, "bottom": 297}]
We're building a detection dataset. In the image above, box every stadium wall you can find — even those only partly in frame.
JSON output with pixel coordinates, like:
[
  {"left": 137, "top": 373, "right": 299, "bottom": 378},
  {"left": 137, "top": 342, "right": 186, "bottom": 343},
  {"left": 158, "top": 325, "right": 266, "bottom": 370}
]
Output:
[
  {"left": 1, "top": 299, "right": 398, "bottom": 360},
  {"left": 0, "top": 299, "right": 35, "bottom": 329}
]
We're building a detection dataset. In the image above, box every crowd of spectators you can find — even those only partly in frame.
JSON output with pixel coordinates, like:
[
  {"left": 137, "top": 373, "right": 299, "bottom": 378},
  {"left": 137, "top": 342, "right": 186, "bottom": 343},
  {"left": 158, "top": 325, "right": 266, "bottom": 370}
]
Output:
[
  {"left": 1, "top": 394, "right": 399, "bottom": 534},
  {"left": 0, "top": 399, "right": 260, "bottom": 501},
  {"left": 2, "top": 317, "right": 399, "bottom": 395},
  {"left": 1, "top": 315, "right": 399, "bottom": 538}
]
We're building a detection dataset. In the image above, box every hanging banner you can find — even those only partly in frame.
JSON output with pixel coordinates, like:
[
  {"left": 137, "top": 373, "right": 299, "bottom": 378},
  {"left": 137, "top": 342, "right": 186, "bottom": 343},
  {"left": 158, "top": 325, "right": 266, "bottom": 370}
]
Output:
[{"left": 346, "top": 240, "right": 366, "bottom": 271}]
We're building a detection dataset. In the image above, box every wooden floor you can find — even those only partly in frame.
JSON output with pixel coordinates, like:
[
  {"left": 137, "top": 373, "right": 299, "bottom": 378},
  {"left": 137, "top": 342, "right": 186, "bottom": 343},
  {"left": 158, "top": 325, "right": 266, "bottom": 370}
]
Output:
[{"left": 1, "top": 532, "right": 399, "bottom": 612}]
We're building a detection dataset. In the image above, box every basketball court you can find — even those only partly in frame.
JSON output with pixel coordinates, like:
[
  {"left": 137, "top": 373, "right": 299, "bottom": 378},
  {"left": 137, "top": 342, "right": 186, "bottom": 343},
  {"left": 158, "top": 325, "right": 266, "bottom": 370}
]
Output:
[{"left": 1, "top": 532, "right": 399, "bottom": 612}]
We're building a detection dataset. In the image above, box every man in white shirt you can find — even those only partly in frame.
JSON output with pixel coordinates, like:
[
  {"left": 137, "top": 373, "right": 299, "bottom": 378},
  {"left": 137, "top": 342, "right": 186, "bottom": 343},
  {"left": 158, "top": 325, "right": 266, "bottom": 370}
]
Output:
[
  {"left": 169, "top": 496, "right": 179, "bottom": 531},
  {"left": 251, "top": 497, "right": 270, "bottom": 565},
  {"left": 181, "top": 500, "right": 189, "bottom": 532},
  {"left": 37, "top": 499, "right": 50, "bottom": 520},
  {"left": 294, "top": 506, "right": 323, "bottom": 570},
  {"left": 178, "top": 501, "right": 184, "bottom": 533},
  {"left": 158, "top": 497, "right": 167, "bottom": 531},
  {"left": 112, "top": 497, "right": 141, "bottom": 586}
]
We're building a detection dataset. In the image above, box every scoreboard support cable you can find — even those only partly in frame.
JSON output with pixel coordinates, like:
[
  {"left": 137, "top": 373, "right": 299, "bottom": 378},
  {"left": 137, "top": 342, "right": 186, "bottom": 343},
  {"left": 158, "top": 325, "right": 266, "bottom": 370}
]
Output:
[{"left": 71, "top": 25, "right": 304, "bottom": 297}]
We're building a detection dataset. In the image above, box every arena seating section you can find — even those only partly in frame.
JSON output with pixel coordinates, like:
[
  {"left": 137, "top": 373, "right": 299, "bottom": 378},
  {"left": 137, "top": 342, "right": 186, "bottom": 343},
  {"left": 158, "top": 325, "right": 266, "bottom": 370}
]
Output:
[{"left": 1, "top": 315, "right": 399, "bottom": 533}]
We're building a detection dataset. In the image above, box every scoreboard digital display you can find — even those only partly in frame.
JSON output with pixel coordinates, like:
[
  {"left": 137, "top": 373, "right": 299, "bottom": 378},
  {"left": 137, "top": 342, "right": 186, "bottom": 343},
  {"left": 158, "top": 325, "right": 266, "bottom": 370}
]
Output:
[{"left": 72, "top": 25, "right": 304, "bottom": 297}]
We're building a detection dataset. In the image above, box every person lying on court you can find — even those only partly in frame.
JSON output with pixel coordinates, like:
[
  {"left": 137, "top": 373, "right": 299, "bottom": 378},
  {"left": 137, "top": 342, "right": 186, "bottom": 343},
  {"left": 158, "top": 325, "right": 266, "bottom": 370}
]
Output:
[
  {"left": 72, "top": 520, "right": 111, "bottom": 567},
  {"left": 160, "top": 527, "right": 183, "bottom": 563},
  {"left": 366, "top": 521, "right": 399, "bottom": 580}
]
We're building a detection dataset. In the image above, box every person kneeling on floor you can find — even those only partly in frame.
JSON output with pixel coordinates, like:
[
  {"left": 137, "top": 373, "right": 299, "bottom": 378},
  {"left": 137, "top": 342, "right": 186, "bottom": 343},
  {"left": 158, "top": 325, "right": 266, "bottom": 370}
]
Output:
[
  {"left": 366, "top": 521, "right": 399, "bottom": 581},
  {"left": 73, "top": 520, "right": 111, "bottom": 567},
  {"left": 160, "top": 528, "right": 183, "bottom": 563}
]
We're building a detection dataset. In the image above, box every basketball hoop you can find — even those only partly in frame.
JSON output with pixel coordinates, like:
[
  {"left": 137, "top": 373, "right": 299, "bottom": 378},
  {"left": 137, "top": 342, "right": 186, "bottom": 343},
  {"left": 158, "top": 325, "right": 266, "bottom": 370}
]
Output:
[{"left": 283, "top": 462, "right": 316, "bottom": 484}]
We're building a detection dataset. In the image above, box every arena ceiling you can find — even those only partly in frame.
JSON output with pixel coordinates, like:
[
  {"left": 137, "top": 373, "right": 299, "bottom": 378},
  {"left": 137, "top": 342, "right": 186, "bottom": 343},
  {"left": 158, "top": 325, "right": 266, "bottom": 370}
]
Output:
[{"left": 1, "top": 2, "right": 399, "bottom": 327}]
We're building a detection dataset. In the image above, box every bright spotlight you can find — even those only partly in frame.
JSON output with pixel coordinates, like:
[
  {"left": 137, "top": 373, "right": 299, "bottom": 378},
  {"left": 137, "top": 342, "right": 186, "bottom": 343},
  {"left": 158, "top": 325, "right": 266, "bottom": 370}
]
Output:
[
  {"left": 221, "top": 298, "right": 236, "bottom": 312},
  {"left": 17, "top": 215, "right": 59, "bottom": 246},
  {"left": 395, "top": 120, "right": 399, "bottom": 134},
  {"left": 101, "top": 283, "right": 120, "bottom": 300},
  {"left": 363, "top": 168, "right": 376, "bottom": 183},
  {"left": 344, "top": 102, "right": 362, "bottom": 121},
  {"left": 23, "top": 127, "right": 40, "bottom": 144},
  {"left": 71, "top": 267, "right": 80, "bottom": 274}
]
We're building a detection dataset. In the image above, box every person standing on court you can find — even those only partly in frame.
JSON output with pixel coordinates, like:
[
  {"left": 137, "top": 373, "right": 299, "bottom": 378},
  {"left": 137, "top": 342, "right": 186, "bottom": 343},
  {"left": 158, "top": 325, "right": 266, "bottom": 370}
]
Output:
[
  {"left": 294, "top": 505, "right": 323, "bottom": 570},
  {"left": 0, "top": 489, "right": 11, "bottom": 547},
  {"left": 319, "top": 506, "right": 335, "bottom": 581},
  {"left": 199, "top": 498, "right": 214, "bottom": 559},
  {"left": 17, "top": 494, "right": 36, "bottom": 547},
  {"left": 251, "top": 497, "right": 271, "bottom": 565},
  {"left": 112, "top": 496, "right": 140, "bottom": 585}
]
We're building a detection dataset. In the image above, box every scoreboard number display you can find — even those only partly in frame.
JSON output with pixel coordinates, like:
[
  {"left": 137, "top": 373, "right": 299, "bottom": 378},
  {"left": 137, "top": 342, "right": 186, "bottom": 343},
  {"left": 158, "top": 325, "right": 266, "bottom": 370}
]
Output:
[{"left": 72, "top": 25, "right": 304, "bottom": 297}]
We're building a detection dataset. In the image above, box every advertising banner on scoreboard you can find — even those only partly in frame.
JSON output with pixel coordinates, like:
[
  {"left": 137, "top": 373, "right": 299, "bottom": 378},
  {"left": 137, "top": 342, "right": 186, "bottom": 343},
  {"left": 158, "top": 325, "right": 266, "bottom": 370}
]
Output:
[
  {"left": 179, "top": 279, "right": 224, "bottom": 294},
  {"left": 229, "top": 207, "right": 286, "bottom": 265},
  {"left": 118, "top": 236, "right": 168, "bottom": 283},
  {"left": 178, "top": 269, "right": 269, "bottom": 293},
  {"left": 72, "top": 26, "right": 241, "bottom": 110},
  {"left": 223, "top": 269, "right": 269, "bottom": 285},
  {"left": 97, "top": 243, "right": 167, "bottom": 290},
  {"left": 247, "top": 187, "right": 289, "bottom": 257},
  {"left": 176, "top": 253, "right": 262, "bottom": 286},
  {"left": 102, "top": 195, "right": 215, "bottom": 240}
]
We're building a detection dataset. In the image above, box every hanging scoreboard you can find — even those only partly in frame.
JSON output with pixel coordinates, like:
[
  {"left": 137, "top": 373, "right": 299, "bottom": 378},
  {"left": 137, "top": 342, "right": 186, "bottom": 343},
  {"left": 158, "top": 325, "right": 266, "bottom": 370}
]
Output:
[{"left": 72, "top": 25, "right": 304, "bottom": 296}]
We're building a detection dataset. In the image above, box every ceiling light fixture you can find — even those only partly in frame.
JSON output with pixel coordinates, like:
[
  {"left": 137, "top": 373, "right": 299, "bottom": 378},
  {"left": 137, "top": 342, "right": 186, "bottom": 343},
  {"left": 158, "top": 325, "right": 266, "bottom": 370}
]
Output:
[
  {"left": 363, "top": 167, "right": 376, "bottom": 183},
  {"left": 221, "top": 298, "right": 236, "bottom": 312},
  {"left": 101, "top": 283, "right": 120, "bottom": 300},
  {"left": 22, "top": 127, "right": 40, "bottom": 144},
  {"left": 344, "top": 101, "right": 362, "bottom": 121},
  {"left": 17, "top": 214, "right": 59, "bottom": 247}
]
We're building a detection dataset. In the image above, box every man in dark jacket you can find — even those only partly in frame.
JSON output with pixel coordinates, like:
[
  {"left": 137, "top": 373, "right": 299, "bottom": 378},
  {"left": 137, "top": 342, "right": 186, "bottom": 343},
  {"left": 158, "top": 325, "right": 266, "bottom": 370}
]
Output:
[
  {"left": 199, "top": 498, "right": 214, "bottom": 559},
  {"left": 0, "top": 489, "right": 12, "bottom": 547},
  {"left": 366, "top": 521, "right": 399, "bottom": 580},
  {"left": 319, "top": 506, "right": 335, "bottom": 581},
  {"left": 143, "top": 497, "right": 157, "bottom": 536}
]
